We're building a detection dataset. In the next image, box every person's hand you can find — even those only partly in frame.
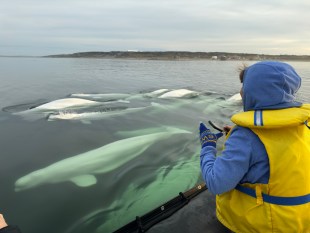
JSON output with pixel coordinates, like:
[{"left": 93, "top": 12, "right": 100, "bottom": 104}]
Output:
[
  {"left": 223, "top": 125, "right": 232, "bottom": 135},
  {"left": 0, "top": 214, "right": 8, "bottom": 229},
  {"left": 199, "top": 122, "right": 223, "bottom": 148}
]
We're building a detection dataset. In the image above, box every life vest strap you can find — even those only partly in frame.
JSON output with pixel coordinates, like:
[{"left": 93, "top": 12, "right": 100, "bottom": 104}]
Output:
[{"left": 236, "top": 184, "right": 310, "bottom": 206}]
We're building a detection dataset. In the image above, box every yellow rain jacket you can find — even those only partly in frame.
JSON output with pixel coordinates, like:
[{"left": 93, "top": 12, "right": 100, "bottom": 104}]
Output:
[{"left": 216, "top": 104, "right": 310, "bottom": 233}]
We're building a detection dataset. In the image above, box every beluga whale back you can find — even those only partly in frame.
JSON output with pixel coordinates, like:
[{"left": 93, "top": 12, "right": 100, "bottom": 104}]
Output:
[
  {"left": 158, "top": 89, "right": 199, "bottom": 99},
  {"left": 31, "top": 98, "right": 102, "bottom": 111}
]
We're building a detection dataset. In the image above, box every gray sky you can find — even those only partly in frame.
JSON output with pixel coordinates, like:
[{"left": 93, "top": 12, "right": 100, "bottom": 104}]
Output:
[{"left": 1, "top": 0, "right": 310, "bottom": 56}]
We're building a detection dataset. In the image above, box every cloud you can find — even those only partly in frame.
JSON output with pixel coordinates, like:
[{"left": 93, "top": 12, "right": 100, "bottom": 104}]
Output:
[{"left": 1, "top": 0, "right": 310, "bottom": 55}]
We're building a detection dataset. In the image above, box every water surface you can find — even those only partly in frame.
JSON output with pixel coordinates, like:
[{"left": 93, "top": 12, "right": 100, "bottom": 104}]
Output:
[{"left": 0, "top": 57, "right": 309, "bottom": 233}]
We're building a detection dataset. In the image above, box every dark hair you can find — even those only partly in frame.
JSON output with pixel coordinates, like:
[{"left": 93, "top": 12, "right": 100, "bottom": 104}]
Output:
[{"left": 238, "top": 63, "right": 248, "bottom": 83}]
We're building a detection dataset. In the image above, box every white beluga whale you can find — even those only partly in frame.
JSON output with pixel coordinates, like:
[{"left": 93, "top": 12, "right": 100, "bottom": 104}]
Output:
[
  {"left": 64, "top": 149, "right": 201, "bottom": 233},
  {"left": 47, "top": 106, "right": 148, "bottom": 123},
  {"left": 47, "top": 101, "right": 187, "bottom": 124},
  {"left": 158, "top": 89, "right": 199, "bottom": 99},
  {"left": 115, "top": 126, "right": 175, "bottom": 137},
  {"left": 33, "top": 98, "right": 102, "bottom": 110},
  {"left": 13, "top": 98, "right": 129, "bottom": 121},
  {"left": 69, "top": 93, "right": 131, "bottom": 101},
  {"left": 143, "top": 89, "right": 170, "bottom": 97},
  {"left": 14, "top": 98, "right": 103, "bottom": 116},
  {"left": 227, "top": 93, "right": 242, "bottom": 102},
  {"left": 14, "top": 127, "right": 192, "bottom": 192}
]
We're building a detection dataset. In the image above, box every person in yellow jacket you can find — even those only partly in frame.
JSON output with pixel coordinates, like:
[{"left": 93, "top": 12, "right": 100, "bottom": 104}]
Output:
[{"left": 199, "top": 61, "right": 310, "bottom": 233}]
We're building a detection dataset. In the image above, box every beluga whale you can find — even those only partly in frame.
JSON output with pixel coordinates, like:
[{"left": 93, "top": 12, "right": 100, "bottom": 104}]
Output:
[
  {"left": 143, "top": 89, "right": 170, "bottom": 98},
  {"left": 14, "top": 98, "right": 103, "bottom": 116},
  {"left": 14, "top": 127, "right": 192, "bottom": 192},
  {"left": 69, "top": 93, "right": 131, "bottom": 101},
  {"left": 47, "top": 106, "right": 148, "bottom": 124},
  {"left": 158, "top": 89, "right": 199, "bottom": 99},
  {"left": 29, "top": 98, "right": 102, "bottom": 111},
  {"left": 12, "top": 98, "right": 110, "bottom": 120}
]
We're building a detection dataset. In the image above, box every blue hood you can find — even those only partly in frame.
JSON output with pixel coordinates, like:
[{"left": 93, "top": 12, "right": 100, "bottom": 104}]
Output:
[{"left": 243, "top": 61, "right": 302, "bottom": 111}]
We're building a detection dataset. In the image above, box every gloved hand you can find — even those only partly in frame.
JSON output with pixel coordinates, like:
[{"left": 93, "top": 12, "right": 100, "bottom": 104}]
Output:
[{"left": 199, "top": 122, "right": 224, "bottom": 148}]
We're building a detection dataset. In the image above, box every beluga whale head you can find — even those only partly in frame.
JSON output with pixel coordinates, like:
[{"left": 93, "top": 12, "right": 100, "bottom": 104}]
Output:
[{"left": 15, "top": 169, "right": 46, "bottom": 192}]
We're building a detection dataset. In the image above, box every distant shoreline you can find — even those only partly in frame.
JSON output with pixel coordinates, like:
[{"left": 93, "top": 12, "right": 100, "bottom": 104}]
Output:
[
  {"left": 2, "top": 51, "right": 310, "bottom": 61},
  {"left": 44, "top": 51, "right": 310, "bottom": 61}
]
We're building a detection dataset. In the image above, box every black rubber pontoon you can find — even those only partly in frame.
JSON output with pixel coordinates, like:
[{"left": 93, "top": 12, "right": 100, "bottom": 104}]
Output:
[{"left": 113, "top": 183, "right": 208, "bottom": 233}]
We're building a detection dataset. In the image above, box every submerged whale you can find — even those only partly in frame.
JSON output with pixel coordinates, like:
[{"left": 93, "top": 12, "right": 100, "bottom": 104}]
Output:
[
  {"left": 47, "top": 106, "right": 148, "bottom": 123},
  {"left": 14, "top": 127, "right": 192, "bottom": 192},
  {"left": 69, "top": 93, "right": 131, "bottom": 101},
  {"left": 64, "top": 149, "right": 202, "bottom": 233}
]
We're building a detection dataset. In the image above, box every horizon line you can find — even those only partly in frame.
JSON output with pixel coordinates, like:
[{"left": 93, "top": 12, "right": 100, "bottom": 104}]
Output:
[{"left": 1, "top": 50, "right": 310, "bottom": 58}]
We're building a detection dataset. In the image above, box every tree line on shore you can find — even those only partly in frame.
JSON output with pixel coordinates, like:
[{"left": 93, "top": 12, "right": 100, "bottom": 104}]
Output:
[{"left": 45, "top": 51, "right": 310, "bottom": 61}]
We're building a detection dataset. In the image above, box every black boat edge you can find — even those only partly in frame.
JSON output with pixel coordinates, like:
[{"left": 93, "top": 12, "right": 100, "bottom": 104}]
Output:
[{"left": 113, "top": 183, "right": 207, "bottom": 233}]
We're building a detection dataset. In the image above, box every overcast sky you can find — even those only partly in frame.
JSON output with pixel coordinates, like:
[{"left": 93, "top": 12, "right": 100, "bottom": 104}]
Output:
[{"left": 1, "top": 0, "right": 310, "bottom": 56}]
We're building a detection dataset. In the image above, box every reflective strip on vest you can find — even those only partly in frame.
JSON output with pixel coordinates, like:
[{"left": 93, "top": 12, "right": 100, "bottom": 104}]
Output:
[{"left": 254, "top": 110, "right": 263, "bottom": 126}]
